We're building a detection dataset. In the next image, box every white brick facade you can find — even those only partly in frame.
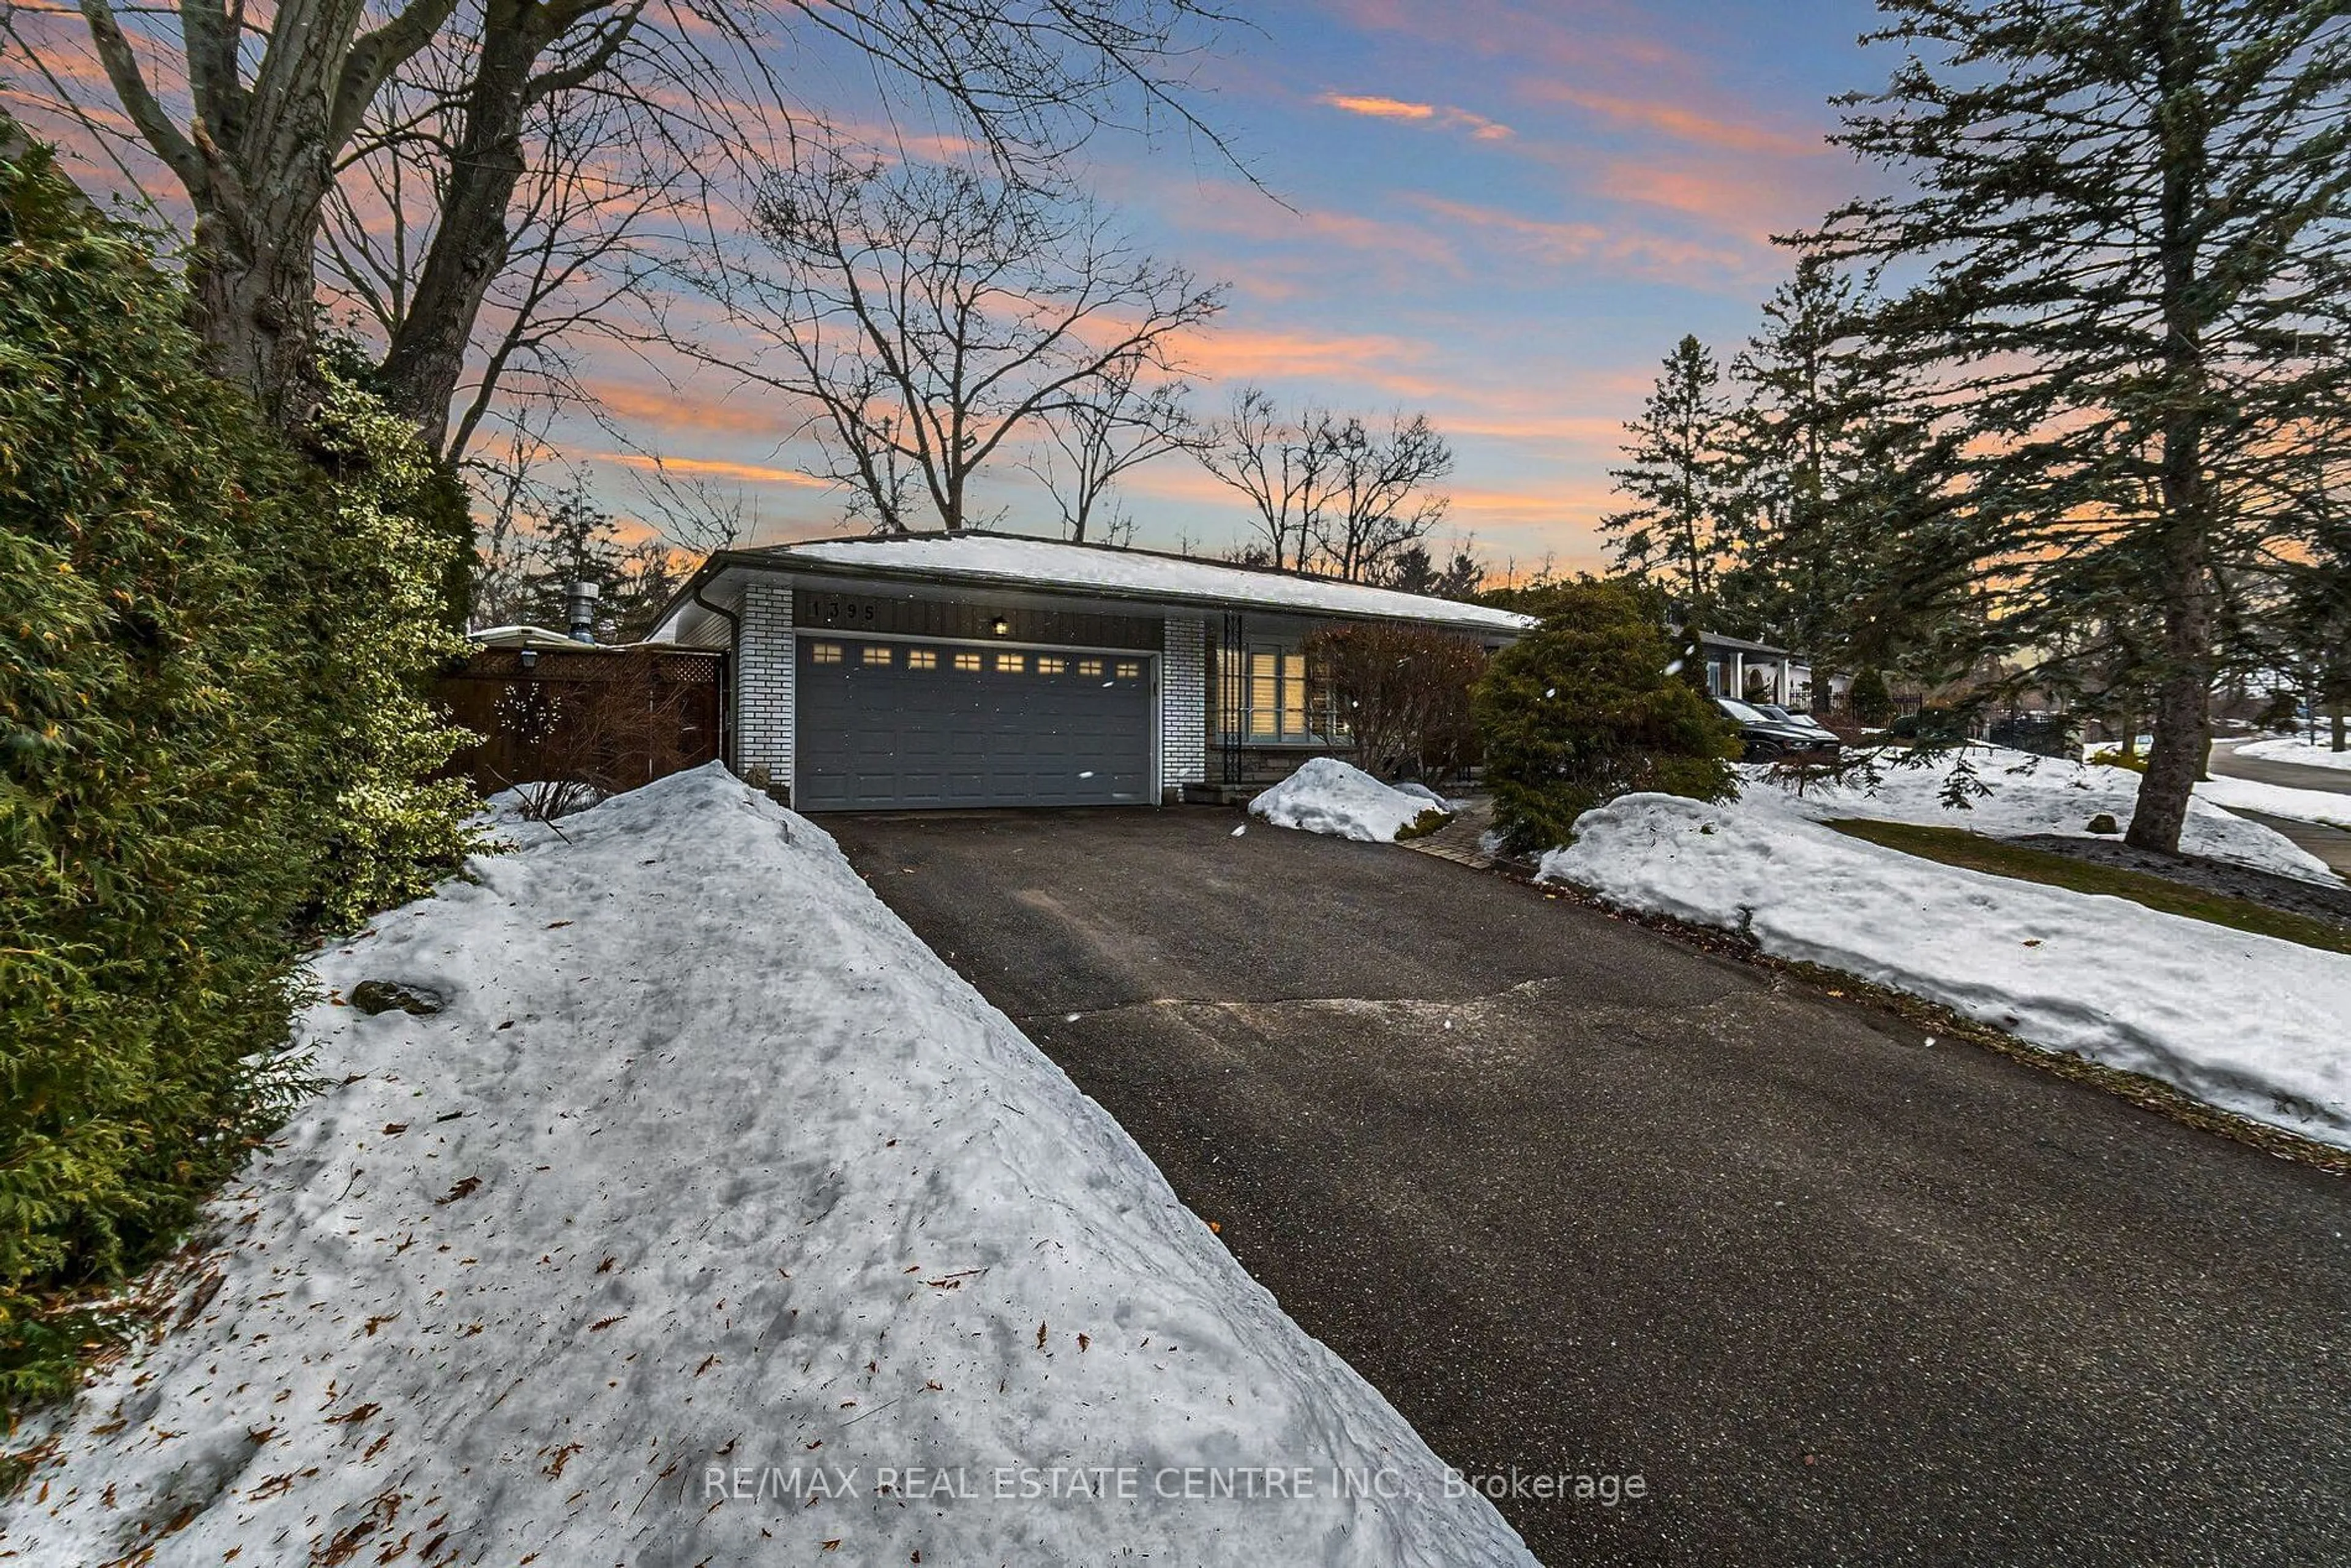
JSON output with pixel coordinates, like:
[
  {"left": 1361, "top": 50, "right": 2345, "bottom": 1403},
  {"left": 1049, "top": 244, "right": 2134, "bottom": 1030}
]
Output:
[
  {"left": 1161, "top": 615, "right": 1207, "bottom": 797},
  {"left": 734, "top": 580, "right": 795, "bottom": 799}
]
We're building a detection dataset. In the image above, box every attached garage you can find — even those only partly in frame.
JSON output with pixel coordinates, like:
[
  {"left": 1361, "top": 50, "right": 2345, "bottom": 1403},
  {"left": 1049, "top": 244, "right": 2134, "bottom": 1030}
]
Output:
[
  {"left": 647, "top": 532, "right": 1532, "bottom": 812},
  {"left": 795, "top": 636, "right": 1155, "bottom": 811}
]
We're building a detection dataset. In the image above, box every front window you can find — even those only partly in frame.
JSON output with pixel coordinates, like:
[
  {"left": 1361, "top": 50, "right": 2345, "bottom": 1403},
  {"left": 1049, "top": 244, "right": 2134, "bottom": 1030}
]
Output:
[{"left": 1227, "top": 639, "right": 1341, "bottom": 743}]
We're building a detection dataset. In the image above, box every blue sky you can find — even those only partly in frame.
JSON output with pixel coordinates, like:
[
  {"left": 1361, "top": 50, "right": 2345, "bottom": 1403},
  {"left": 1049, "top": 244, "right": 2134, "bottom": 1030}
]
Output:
[
  {"left": 630, "top": 0, "right": 1898, "bottom": 574},
  {"left": 15, "top": 0, "right": 1899, "bottom": 574}
]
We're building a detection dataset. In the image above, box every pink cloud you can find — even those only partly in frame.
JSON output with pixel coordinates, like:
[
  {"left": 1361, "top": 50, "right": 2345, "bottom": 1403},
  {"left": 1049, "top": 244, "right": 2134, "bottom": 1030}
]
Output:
[
  {"left": 590, "top": 451, "right": 833, "bottom": 489},
  {"left": 1531, "top": 84, "right": 1828, "bottom": 160},
  {"left": 1409, "top": 193, "right": 1760, "bottom": 287},
  {"left": 1178, "top": 325, "right": 1444, "bottom": 399},
  {"left": 1317, "top": 91, "right": 1513, "bottom": 141}
]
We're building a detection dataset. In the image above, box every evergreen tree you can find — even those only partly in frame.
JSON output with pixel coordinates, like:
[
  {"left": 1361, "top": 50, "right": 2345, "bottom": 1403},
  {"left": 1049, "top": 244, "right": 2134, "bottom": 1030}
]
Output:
[
  {"left": 1715, "top": 255, "right": 1976, "bottom": 692},
  {"left": 1, "top": 126, "right": 476, "bottom": 1394},
  {"left": 1383, "top": 540, "right": 1486, "bottom": 600},
  {"left": 2276, "top": 441, "right": 2351, "bottom": 749},
  {"left": 1602, "top": 335, "right": 1737, "bottom": 617},
  {"left": 475, "top": 482, "right": 691, "bottom": 643},
  {"left": 1812, "top": 0, "right": 2351, "bottom": 855},
  {"left": 1473, "top": 579, "right": 1741, "bottom": 853}
]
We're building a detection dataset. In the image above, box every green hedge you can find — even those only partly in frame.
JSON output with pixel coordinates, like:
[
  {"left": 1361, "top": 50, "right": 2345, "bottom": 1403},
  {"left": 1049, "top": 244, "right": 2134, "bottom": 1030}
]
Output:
[{"left": 0, "top": 130, "right": 476, "bottom": 1404}]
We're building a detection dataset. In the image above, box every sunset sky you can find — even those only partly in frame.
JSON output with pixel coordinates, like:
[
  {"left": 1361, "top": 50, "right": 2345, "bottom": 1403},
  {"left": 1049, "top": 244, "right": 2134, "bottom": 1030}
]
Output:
[
  {"left": 596, "top": 0, "right": 1895, "bottom": 574},
  {"left": 17, "top": 0, "right": 1900, "bottom": 576}
]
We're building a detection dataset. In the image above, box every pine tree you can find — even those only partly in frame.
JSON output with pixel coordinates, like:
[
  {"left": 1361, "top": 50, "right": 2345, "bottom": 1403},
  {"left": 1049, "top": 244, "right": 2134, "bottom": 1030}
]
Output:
[
  {"left": 1717, "top": 257, "right": 1932, "bottom": 678},
  {"left": 1812, "top": 0, "right": 2351, "bottom": 855},
  {"left": 1603, "top": 335, "right": 1737, "bottom": 618},
  {"left": 2277, "top": 442, "right": 2351, "bottom": 749}
]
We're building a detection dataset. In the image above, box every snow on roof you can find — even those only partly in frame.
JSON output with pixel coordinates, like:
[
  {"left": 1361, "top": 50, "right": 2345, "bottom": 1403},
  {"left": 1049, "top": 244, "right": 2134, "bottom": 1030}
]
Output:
[
  {"left": 1698, "top": 631, "right": 1793, "bottom": 657},
  {"left": 468, "top": 624, "right": 602, "bottom": 650},
  {"left": 761, "top": 533, "right": 1534, "bottom": 632}
]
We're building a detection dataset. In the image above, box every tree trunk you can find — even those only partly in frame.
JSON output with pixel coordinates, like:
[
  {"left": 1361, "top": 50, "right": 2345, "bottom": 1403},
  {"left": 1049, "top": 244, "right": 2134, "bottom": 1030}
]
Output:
[
  {"left": 189, "top": 193, "right": 328, "bottom": 430},
  {"left": 2128, "top": 0, "right": 2213, "bottom": 859},
  {"left": 2332, "top": 703, "right": 2346, "bottom": 753},
  {"left": 2130, "top": 536, "right": 2213, "bottom": 854},
  {"left": 377, "top": 7, "right": 541, "bottom": 453}
]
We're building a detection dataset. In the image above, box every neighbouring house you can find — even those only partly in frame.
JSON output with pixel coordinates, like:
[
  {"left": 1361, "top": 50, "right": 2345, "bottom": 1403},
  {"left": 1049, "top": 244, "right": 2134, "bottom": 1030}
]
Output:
[
  {"left": 1701, "top": 631, "right": 1802, "bottom": 707},
  {"left": 647, "top": 532, "right": 1529, "bottom": 811}
]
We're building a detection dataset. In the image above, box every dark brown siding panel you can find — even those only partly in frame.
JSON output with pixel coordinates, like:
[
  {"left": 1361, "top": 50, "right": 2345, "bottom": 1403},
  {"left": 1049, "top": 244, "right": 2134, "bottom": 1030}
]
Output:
[{"left": 793, "top": 587, "right": 1161, "bottom": 650}]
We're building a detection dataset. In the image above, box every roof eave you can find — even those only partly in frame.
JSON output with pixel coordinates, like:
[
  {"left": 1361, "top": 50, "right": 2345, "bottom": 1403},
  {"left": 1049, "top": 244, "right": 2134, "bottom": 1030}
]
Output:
[{"left": 658, "top": 547, "right": 1529, "bottom": 637}]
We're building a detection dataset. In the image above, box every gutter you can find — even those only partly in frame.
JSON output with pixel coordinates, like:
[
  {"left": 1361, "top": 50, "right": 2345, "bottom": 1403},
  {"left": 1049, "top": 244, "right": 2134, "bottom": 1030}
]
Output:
[{"left": 689, "top": 580, "right": 741, "bottom": 769}]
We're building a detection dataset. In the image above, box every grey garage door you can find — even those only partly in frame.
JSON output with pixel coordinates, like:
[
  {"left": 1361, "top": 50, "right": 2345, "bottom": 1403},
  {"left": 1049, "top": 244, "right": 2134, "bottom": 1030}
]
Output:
[{"left": 795, "top": 636, "right": 1155, "bottom": 811}]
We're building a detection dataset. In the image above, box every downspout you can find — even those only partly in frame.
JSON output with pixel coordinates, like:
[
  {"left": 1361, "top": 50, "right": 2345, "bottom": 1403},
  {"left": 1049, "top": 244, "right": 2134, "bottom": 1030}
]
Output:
[{"left": 692, "top": 580, "right": 741, "bottom": 771}]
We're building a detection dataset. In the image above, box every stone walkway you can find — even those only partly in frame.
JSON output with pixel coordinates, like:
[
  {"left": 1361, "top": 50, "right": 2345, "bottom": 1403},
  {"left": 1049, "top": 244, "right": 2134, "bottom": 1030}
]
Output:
[{"left": 1398, "top": 792, "right": 1498, "bottom": 869}]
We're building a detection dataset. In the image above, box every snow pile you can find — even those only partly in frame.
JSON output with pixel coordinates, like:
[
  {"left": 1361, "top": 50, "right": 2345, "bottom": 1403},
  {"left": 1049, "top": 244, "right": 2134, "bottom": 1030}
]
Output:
[
  {"left": 2236, "top": 736, "right": 2351, "bottom": 773},
  {"left": 1540, "top": 786, "right": 2351, "bottom": 1149},
  {"left": 1250, "top": 757, "right": 1450, "bottom": 843},
  {"left": 6, "top": 765, "right": 1531, "bottom": 1567},
  {"left": 2195, "top": 773, "right": 2351, "bottom": 831},
  {"left": 1783, "top": 745, "right": 2334, "bottom": 883},
  {"left": 1391, "top": 781, "right": 1463, "bottom": 811},
  {"left": 474, "top": 781, "right": 606, "bottom": 828}
]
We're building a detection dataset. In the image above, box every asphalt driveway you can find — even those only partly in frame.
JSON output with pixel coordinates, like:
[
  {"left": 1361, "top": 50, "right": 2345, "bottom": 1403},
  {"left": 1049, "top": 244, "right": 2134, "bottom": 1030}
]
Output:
[{"left": 828, "top": 806, "right": 2351, "bottom": 1567}]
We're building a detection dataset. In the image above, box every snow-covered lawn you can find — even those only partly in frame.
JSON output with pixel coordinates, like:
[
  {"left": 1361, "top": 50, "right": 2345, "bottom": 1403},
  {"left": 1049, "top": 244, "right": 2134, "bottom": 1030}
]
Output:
[
  {"left": 1540, "top": 775, "right": 2351, "bottom": 1151},
  {"left": 2234, "top": 735, "right": 2351, "bottom": 773},
  {"left": 1784, "top": 745, "right": 2337, "bottom": 883},
  {"left": 1250, "top": 757, "right": 1451, "bottom": 843},
  {"left": 2195, "top": 771, "right": 2351, "bottom": 830},
  {"left": 5, "top": 766, "right": 1531, "bottom": 1567}
]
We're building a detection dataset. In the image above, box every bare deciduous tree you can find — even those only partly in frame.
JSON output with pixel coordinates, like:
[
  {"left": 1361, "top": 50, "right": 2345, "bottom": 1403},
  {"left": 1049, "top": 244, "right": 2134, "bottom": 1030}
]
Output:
[
  {"left": 1198, "top": 386, "right": 1454, "bottom": 582},
  {"left": 1196, "top": 385, "right": 1333, "bottom": 572},
  {"left": 30, "top": 0, "right": 1238, "bottom": 437},
  {"left": 321, "top": 64, "right": 694, "bottom": 460},
  {"left": 1026, "top": 347, "right": 1196, "bottom": 542},
  {"left": 1313, "top": 410, "right": 1453, "bottom": 583},
  {"left": 703, "top": 154, "right": 1222, "bottom": 533}
]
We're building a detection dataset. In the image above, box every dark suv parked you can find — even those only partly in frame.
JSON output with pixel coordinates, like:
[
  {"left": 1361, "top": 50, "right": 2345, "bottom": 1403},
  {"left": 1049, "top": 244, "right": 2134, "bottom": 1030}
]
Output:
[{"left": 1715, "top": 697, "right": 1842, "bottom": 763}]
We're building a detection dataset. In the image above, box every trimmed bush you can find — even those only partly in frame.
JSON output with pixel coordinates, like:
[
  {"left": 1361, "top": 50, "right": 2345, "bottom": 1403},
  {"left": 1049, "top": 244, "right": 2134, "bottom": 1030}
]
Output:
[
  {"left": 298, "top": 370, "right": 480, "bottom": 929},
  {"left": 1473, "top": 580, "right": 1741, "bottom": 853},
  {"left": 0, "top": 128, "right": 475, "bottom": 1403}
]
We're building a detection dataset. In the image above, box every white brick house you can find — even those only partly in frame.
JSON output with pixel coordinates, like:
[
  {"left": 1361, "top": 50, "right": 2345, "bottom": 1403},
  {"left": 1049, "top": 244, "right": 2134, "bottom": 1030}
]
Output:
[{"left": 648, "top": 532, "right": 1528, "bottom": 811}]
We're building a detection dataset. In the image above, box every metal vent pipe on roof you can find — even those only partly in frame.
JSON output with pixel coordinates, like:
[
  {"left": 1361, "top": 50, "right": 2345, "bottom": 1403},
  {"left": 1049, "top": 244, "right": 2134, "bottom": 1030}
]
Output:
[{"left": 567, "top": 580, "right": 601, "bottom": 643}]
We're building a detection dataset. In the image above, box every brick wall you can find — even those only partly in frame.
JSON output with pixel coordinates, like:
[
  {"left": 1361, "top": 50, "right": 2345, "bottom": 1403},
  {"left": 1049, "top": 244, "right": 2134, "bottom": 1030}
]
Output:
[
  {"left": 735, "top": 580, "right": 794, "bottom": 799},
  {"left": 1162, "top": 615, "right": 1207, "bottom": 798}
]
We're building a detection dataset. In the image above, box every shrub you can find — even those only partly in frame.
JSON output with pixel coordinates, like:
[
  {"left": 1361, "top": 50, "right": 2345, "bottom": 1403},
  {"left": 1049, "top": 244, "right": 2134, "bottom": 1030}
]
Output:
[
  {"left": 1301, "top": 621, "right": 1486, "bottom": 782},
  {"left": 296, "top": 369, "right": 481, "bottom": 929},
  {"left": 0, "top": 126, "right": 476, "bottom": 1403},
  {"left": 1848, "top": 666, "right": 1895, "bottom": 725},
  {"left": 1472, "top": 580, "right": 1741, "bottom": 852},
  {"left": 1887, "top": 705, "right": 1969, "bottom": 745}
]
